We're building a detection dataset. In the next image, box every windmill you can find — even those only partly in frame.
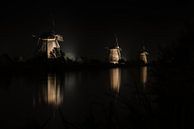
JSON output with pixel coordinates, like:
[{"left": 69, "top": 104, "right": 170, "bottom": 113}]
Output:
[
  {"left": 108, "top": 35, "right": 122, "bottom": 64},
  {"left": 139, "top": 45, "right": 149, "bottom": 65},
  {"left": 35, "top": 33, "right": 63, "bottom": 59},
  {"left": 33, "top": 11, "right": 64, "bottom": 59}
]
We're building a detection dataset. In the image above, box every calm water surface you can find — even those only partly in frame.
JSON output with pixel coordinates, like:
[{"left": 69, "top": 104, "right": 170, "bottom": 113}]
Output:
[{"left": 0, "top": 66, "right": 175, "bottom": 129}]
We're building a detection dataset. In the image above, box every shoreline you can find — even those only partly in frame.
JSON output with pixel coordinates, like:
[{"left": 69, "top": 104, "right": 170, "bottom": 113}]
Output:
[{"left": 0, "top": 61, "right": 150, "bottom": 73}]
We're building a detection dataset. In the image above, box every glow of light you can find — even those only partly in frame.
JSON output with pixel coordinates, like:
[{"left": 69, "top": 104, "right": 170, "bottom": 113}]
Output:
[{"left": 65, "top": 52, "right": 76, "bottom": 61}]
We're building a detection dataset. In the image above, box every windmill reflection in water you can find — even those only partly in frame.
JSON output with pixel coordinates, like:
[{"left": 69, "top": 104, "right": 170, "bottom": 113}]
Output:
[{"left": 110, "top": 68, "right": 121, "bottom": 95}]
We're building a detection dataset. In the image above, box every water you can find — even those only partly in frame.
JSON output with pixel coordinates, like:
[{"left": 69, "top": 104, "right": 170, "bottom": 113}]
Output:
[{"left": 0, "top": 66, "right": 183, "bottom": 129}]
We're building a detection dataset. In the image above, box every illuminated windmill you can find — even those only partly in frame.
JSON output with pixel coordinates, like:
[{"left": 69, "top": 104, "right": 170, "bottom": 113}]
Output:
[
  {"left": 108, "top": 36, "right": 122, "bottom": 64},
  {"left": 33, "top": 11, "right": 64, "bottom": 59},
  {"left": 36, "top": 32, "right": 64, "bottom": 59},
  {"left": 139, "top": 46, "right": 149, "bottom": 65}
]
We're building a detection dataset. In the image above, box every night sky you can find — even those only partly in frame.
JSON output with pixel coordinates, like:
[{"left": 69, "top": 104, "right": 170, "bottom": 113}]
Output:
[{"left": 0, "top": 1, "right": 192, "bottom": 61}]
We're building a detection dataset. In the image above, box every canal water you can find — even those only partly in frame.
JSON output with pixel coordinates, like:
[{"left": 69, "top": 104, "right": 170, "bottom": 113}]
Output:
[{"left": 0, "top": 66, "right": 192, "bottom": 129}]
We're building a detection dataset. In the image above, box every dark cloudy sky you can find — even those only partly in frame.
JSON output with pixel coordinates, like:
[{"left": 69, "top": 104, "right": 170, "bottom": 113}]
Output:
[{"left": 0, "top": 0, "right": 193, "bottom": 60}]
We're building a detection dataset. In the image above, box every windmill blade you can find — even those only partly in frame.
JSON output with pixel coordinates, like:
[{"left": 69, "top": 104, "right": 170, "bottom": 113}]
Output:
[
  {"left": 113, "top": 33, "right": 119, "bottom": 46},
  {"left": 115, "top": 37, "right": 118, "bottom": 46},
  {"left": 55, "top": 35, "right": 64, "bottom": 41}
]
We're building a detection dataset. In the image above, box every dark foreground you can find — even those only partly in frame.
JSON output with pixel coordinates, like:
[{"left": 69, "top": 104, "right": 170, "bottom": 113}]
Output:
[{"left": 0, "top": 64, "right": 193, "bottom": 129}]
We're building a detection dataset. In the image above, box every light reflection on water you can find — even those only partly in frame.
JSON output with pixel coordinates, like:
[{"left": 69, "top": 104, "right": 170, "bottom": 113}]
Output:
[
  {"left": 43, "top": 74, "right": 63, "bottom": 107},
  {"left": 0, "top": 67, "right": 156, "bottom": 129},
  {"left": 110, "top": 68, "right": 121, "bottom": 95}
]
